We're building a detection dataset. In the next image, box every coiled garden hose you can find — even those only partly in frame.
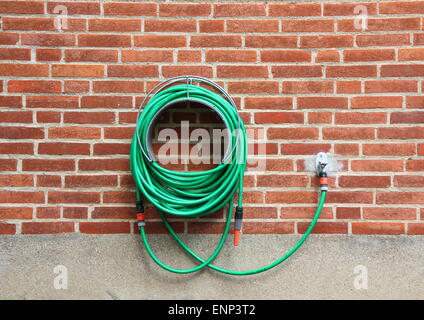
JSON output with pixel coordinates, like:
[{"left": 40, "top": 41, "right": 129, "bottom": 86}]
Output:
[{"left": 130, "top": 77, "right": 328, "bottom": 276}]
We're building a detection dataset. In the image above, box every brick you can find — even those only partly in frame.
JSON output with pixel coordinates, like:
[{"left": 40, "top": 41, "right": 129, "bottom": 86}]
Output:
[
  {"left": 64, "top": 81, "right": 89, "bottom": 93},
  {"left": 136, "top": 35, "right": 186, "bottom": 48},
  {"left": 65, "top": 175, "right": 117, "bottom": 188},
  {"left": 245, "top": 36, "right": 297, "bottom": 48},
  {"left": 52, "top": 64, "right": 104, "bottom": 78},
  {"left": 218, "top": 66, "right": 267, "bottom": 78},
  {"left": 282, "top": 19, "right": 334, "bottom": 32},
  {"left": 22, "top": 222, "right": 74, "bottom": 234},
  {"left": 0, "top": 207, "right": 32, "bottom": 220},
  {"left": 0, "top": 1, "right": 44, "bottom": 14},
  {"left": 207, "top": 50, "right": 256, "bottom": 62},
  {"left": 162, "top": 66, "right": 212, "bottom": 78},
  {"left": 244, "top": 222, "right": 294, "bottom": 234},
  {"left": 395, "top": 175, "right": 424, "bottom": 187},
  {"left": 104, "top": 3, "right": 156, "bottom": 16},
  {"left": 391, "top": 111, "right": 424, "bottom": 124},
  {"left": 261, "top": 50, "right": 311, "bottom": 63},
  {"left": 81, "top": 96, "right": 132, "bottom": 109},
  {"left": 352, "top": 160, "right": 403, "bottom": 172},
  {"left": 49, "top": 191, "right": 99, "bottom": 204},
  {"left": 36, "top": 49, "right": 61, "bottom": 61},
  {"left": 316, "top": 50, "right": 340, "bottom": 62},
  {"left": 79, "top": 159, "right": 129, "bottom": 171},
  {"left": 352, "top": 222, "right": 404, "bottom": 235},
  {"left": 336, "top": 207, "right": 360, "bottom": 220},
  {"left": 257, "top": 174, "right": 308, "bottom": 187},
  {"left": 380, "top": 2, "right": 424, "bottom": 14},
  {"left": 407, "top": 160, "right": 424, "bottom": 171},
  {"left": 269, "top": 4, "right": 321, "bottom": 16},
  {"left": 89, "top": 19, "right": 141, "bottom": 32},
  {"left": 122, "top": 50, "right": 172, "bottom": 63},
  {"left": 339, "top": 18, "right": 420, "bottom": 32},
  {"left": 103, "top": 191, "right": 136, "bottom": 204},
  {"left": 407, "top": 96, "right": 424, "bottom": 108},
  {"left": 381, "top": 65, "right": 424, "bottom": 77},
  {"left": 143, "top": 222, "right": 184, "bottom": 234},
  {"left": 351, "top": 96, "right": 403, "bottom": 109},
  {"left": 0, "top": 111, "right": 32, "bottom": 123},
  {"left": 337, "top": 81, "right": 361, "bottom": 94},
  {"left": 0, "top": 48, "right": 31, "bottom": 60},
  {"left": 0, "top": 32, "right": 19, "bottom": 45},
  {"left": 0, "top": 223, "right": 15, "bottom": 235},
  {"left": 191, "top": 35, "right": 241, "bottom": 48},
  {"left": 215, "top": 4, "right": 265, "bottom": 16},
  {"left": 27, "top": 96, "right": 79, "bottom": 109},
  {"left": 0, "top": 191, "right": 44, "bottom": 203},
  {"left": 94, "top": 143, "right": 130, "bottom": 155},
  {"left": 3, "top": 17, "right": 85, "bottom": 31},
  {"left": 323, "top": 127, "right": 374, "bottom": 140},
  {"left": 36, "top": 207, "right": 60, "bottom": 219},
  {"left": 39, "top": 143, "right": 90, "bottom": 155},
  {"left": 266, "top": 191, "right": 317, "bottom": 204},
  {"left": 0, "top": 127, "right": 44, "bottom": 139},
  {"left": 23, "top": 159, "right": 75, "bottom": 172},
  {"left": 177, "top": 50, "right": 201, "bottom": 63},
  {"left": 324, "top": 3, "right": 377, "bottom": 15},
  {"left": 300, "top": 35, "right": 353, "bottom": 48},
  {"left": 363, "top": 208, "right": 416, "bottom": 220},
  {"left": 227, "top": 20, "right": 279, "bottom": 33},
  {"left": 281, "top": 144, "right": 331, "bottom": 155},
  {"left": 357, "top": 34, "right": 410, "bottom": 47},
  {"left": 378, "top": 127, "right": 424, "bottom": 139},
  {"left": 145, "top": 20, "right": 196, "bottom": 32},
  {"left": 93, "top": 81, "right": 144, "bottom": 93},
  {"left": 327, "top": 65, "right": 377, "bottom": 78},
  {"left": 63, "top": 207, "right": 88, "bottom": 219},
  {"left": 298, "top": 97, "right": 347, "bottom": 109},
  {"left": 0, "top": 159, "right": 17, "bottom": 171},
  {"left": 272, "top": 66, "right": 322, "bottom": 78},
  {"left": 335, "top": 112, "right": 386, "bottom": 124},
  {"left": 64, "top": 112, "right": 115, "bottom": 124},
  {"left": 413, "top": 34, "right": 424, "bottom": 46},
  {"left": 399, "top": 48, "right": 424, "bottom": 61},
  {"left": 159, "top": 4, "right": 211, "bottom": 17},
  {"left": 104, "top": 127, "right": 134, "bottom": 139},
  {"left": 199, "top": 20, "right": 224, "bottom": 33},
  {"left": 408, "top": 223, "right": 424, "bottom": 235},
  {"left": 48, "top": 127, "right": 100, "bottom": 139},
  {"left": 281, "top": 207, "right": 333, "bottom": 219},
  {"left": 21, "top": 34, "right": 75, "bottom": 47},
  {"left": 308, "top": 112, "right": 332, "bottom": 124},
  {"left": 0, "top": 143, "right": 33, "bottom": 154},
  {"left": 9, "top": 80, "right": 60, "bottom": 93},
  {"left": 78, "top": 34, "right": 131, "bottom": 47},
  {"left": 0, "top": 174, "right": 33, "bottom": 187},
  {"left": 91, "top": 207, "right": 134, "bottom": 220},
  {"left": 47, "top": 2, "right": 100, "bottom": 15},
  {"left": 365, "top": 80, "right": 417, "bottom": 93},
  {"left": 255, "top": 112, "right": 304, "bottom": 124},
  {"left": 228, "top": 81, "right": 279, "bottom": 94},
  {"left": 344, "top": 49, "right": 395, "bottom": 62},
  {"left": 244, "top": 97, "right": 292, "bottom": 110},
  {"left": 65, "top": 49, "right": 118, "bottom": 62},
  {"left": 0, "top": 64, "right": 48, "bottom": 77},
  {"left": 339, "top": 175, "right": 391, "bottom": 188},
  {"left": 326, "top": 191, "right": 373, "bottom": 204},
  {"left": 298, "top": 222, "right": 348, "bottom": 234},
  {"left": 36, "top": 175, "right": 61, "bottom": 188},
  {"left": 108, "top": 65, "right": 158, "bottom": 78},
  {"left": 268, "top": 128, "right": 318, "bottom": 140},
  {"left": 243, "top": 207, "right": 277, "bottom": 219}
]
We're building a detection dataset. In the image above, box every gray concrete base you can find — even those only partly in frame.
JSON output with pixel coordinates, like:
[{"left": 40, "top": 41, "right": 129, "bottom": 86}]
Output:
[{"left": 0, "top": 234, "right": 423, "bottom": 300}]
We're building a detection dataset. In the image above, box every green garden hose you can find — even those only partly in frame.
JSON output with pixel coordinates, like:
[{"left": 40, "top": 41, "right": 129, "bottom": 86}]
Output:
[{"left": 130, "top": 77, "right": 328, "bottom": 276}]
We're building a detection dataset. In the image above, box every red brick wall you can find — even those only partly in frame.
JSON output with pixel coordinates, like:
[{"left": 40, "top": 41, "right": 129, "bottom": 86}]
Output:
[{"left": 1, "top": 0, "right": 424, "bottom": 236}]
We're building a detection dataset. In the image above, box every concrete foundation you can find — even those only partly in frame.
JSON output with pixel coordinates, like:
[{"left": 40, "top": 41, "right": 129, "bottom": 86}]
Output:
[{"left": 0, "top": 234, "right": 423, "bottom": 299}]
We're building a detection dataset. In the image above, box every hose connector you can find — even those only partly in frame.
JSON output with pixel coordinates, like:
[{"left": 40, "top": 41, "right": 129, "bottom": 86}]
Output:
[
  {"left": 136, "top": 200, "right": 145, "bottom": 227},
  {"left": 234, "top": 206, "right": 243, "bottom": 246}
]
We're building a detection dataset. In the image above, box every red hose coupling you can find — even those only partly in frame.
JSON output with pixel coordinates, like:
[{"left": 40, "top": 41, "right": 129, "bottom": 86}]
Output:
[
  {"left": 319, "top": 173, "right": 329, "bottom": 192},
  {"left": 136, "top": 200, "right": 145, "bottom": 227},
  {"left": 233, "top": 206, "right": 243, "bottom": 246}
]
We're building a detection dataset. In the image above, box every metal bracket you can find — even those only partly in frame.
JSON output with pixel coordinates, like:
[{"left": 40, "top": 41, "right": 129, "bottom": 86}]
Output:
[{"left": 316, "top": 152, "right": 328, "bottom": 176}]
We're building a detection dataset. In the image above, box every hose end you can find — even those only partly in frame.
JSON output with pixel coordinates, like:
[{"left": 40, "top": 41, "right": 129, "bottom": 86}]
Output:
[
  {"left": 136, "top": 200, "right": 145, "bottom": 227},
  {"left": 234, "top": 206, "right": 243, "bottom": 246},
  {"left": 233, "top": 230, "right": 240, "bottom": 246}
]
